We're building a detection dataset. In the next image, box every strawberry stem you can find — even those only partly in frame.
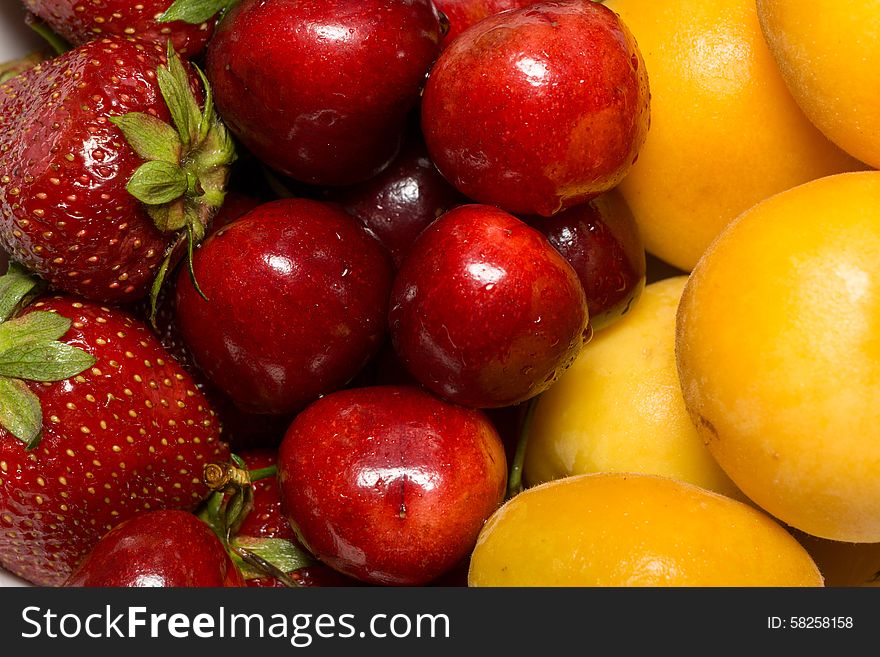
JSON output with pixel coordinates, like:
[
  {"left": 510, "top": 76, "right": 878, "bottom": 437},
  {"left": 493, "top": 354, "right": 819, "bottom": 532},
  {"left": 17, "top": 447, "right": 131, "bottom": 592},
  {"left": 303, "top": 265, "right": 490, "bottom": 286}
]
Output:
[{"left": 23, "top": 13, "right": 71, "bottom": 56}]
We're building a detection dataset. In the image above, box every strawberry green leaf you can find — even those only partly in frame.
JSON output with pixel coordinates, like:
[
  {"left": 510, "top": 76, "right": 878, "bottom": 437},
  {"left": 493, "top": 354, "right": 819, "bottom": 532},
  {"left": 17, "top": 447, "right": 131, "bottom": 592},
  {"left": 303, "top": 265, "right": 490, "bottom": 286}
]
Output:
[
  {"left": 0, "top": 341, "right": 96, "bottom": 382},
  {"left": 109, "top": 112, "right": 182, "bottom": 164},
  {"left": 0, "top": 376, "right": 42, "bottom": 448},
  {"left": 231, "top": 537, "right": 317, "bottom": 580},
  {"left": 159, "top": 0, "right": 237, "bottom": 25},
  {"left": 194, "top": 64, "right": 215, "bottom": 143},
  {"left": 127, "top": 160, "right": 189, "bottom": 206},
  {"left": 157, "top": 43, "right": 203, "bottom": 149},
  {"left": 0, "top": 264, "right": 40, "bottom": 323},
  {"left": 0, "top": 311, "right": 71, "bottom": 353},
  {"left": 147, "top": 198, "right": 189, "bottom": 234}
]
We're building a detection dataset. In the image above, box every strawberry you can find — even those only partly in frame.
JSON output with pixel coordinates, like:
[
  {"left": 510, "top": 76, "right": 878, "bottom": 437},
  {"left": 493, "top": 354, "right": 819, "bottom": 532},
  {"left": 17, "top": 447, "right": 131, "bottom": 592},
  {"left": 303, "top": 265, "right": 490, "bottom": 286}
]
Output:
[
  {"left": 21, "top": 0, "right": 227, "bottom": 59},
  {"left": 0, "top": 35, "right": 235, "bottom": 307},
  {"left": 0, "top": 268, "right": 229, "bottom": 586}
]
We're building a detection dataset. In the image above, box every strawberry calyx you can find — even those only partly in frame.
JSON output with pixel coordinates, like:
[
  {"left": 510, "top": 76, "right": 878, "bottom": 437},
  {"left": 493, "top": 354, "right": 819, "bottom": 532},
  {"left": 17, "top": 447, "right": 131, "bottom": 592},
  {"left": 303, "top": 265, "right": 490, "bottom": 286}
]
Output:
[
  {"left": 198, "top": 456, "right": 312, "bottom": 586},
  {"left": 109, "top": 41, "right": 236, "bottom": 325},
  {"left": 230, "top": 537, "right": 313, "bottom": 586},
  {"left": 160, "top": 0, "right": 241, "bottom": 25},
  {"left": 0, "top": 267, "right": 97, "bottom": 449},
  {"left": 0, "top": 49, "right": 52, "bottom": 84}
]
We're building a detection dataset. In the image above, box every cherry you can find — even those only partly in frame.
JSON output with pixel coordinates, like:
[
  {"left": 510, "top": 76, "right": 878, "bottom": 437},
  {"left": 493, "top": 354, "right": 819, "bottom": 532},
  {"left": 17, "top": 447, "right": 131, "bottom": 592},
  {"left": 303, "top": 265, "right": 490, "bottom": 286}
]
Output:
[
  {"left": 389, "top": 203, "right": 589, "bottom": 408},
  {"left": 277, "top": 385, "right": 508, "bottom": 586},
  {"left": 64, "top": 510, "right": 243, "bottom": 587},
  {"left": 175, "top": 198, "right": 394, "bottom": 415},
  {"left": 206, "top": 0, "right": 444, "bottom": 186},
  {"left": 328, "top": 120, "right": 468, "bottom": 268},
  {"left": 434, "top": 0, "right": 540, "bottom": 48},
  {"left": 525, "top": 189, "right": 646, "bottom": 331},
  {"left": 421, "top": 0, "right": 650, "bottom": 216}
]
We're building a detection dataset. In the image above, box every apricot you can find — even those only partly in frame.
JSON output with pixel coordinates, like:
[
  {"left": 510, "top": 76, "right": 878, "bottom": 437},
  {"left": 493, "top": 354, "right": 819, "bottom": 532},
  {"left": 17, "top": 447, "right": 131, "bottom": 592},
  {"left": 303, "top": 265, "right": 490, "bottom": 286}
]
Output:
[
  {"left": 604, "top": 0, "right": 864, "bottom": 272},
  {"left": 676, "top": 171, "right": 880, "bottom": 543}
]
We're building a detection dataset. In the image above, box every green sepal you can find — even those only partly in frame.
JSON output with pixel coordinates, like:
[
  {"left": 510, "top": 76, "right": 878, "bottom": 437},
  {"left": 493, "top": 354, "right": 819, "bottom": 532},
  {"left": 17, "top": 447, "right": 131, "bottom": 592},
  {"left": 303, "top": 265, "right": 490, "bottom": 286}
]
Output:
[
  {"left": 110, "top": 41, "right": 236, "bottom": 307},
  {"left": 0, "top": 376, "right": 42, "bottom": 449},
  {"left": 159, "top": 0, "right": 238, "bottom": 25},
  {"left": 193, "top": 65, "right": 215, "bottom": 144},
  {"left": 0, "top": 264, "right": 41, "bottom": 323},
  {"left": 0, "top": 341, "right": 96, "bottom": 382},
  {"left": 157, "top": 41, "right": 202, "bottom": 150},
  {"left": 146, "top": 198, "right": 188, "bottom": 233},
  {"left": 231, "top": 537, "right": 316, "bottom": 581},
  {"left": 0, "top": 312, "right": 96, "bottom": 382},
  {"left": 109, "top": 113, "right": 182, "bottom": 164},
  {"left": 185, "top": 222, "right": 210, "bottom": 303},
  {"left": 0, "top": 311, "right": 71, "bottom": 351},
  {"left": 126, "top": 160, "right": 189, "bottom": 207},
  {"left": 197, "top": 490, "right": 228, "bottom": 544}
]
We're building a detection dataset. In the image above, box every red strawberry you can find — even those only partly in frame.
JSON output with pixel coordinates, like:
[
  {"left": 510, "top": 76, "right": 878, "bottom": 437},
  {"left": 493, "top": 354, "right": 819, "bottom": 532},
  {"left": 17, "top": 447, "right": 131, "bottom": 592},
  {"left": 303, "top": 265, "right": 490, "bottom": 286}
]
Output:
[
  {"left": 64, "top": 509, "right": 244, "bottom": 587},
  {"left": 0, "top": 36, "right": 235, "bottom": 306},
  {"left": 21, "top": 0, "right": 224, "bottom": 59},
  {"left": 0, "top": 273, "right": 230, "bottom": 586}
]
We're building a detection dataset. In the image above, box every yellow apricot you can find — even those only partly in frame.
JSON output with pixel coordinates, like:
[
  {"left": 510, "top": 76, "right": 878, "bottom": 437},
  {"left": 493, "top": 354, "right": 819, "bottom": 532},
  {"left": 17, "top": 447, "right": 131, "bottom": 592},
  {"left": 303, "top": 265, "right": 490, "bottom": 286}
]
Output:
[
  {"left": 676, "top": 171, "right": 880, "bottom": 543},
  {"left": 757, "top": 0, "right": 880, "bottom": 169},
  {"left": 524, "top": 275, "right": 742, "bottom": 500},
  {"left": 604, "top": 0, "right": 864, "bottom": 272},
  {"left": 468, "top": 473, "right": 823, "bottom": 586}
]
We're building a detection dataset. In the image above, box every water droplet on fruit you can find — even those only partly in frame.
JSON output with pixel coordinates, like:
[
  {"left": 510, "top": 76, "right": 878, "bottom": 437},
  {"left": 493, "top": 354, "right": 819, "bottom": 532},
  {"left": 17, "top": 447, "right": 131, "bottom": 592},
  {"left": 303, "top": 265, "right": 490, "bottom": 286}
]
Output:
[
  {"left": 631, "top": 54, "right": 639, "bottom": 71},
  {"left": 521, "top": 365, "right": 534, "bottom": 376}
]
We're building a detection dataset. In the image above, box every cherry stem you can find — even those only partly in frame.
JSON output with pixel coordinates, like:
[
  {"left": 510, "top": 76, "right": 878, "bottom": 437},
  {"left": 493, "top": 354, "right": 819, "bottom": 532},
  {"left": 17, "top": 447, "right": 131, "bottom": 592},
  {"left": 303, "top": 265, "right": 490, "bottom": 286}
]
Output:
[
  {"left": 506, "top": 397, "right": 538, "bottom": 500},
  {"left": 203, "top": 462, "right": 277, "bottom": 491},
  {"left": 204, "top": 461, "right": 251, "bottom": 491},
  {"left": 248, "top": 465, "right": 277, "bottom": 483}
]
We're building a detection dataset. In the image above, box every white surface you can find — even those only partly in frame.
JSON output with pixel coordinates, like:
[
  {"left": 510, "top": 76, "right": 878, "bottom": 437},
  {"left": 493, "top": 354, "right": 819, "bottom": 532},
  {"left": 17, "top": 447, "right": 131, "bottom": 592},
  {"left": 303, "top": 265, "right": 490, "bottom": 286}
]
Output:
[{"left": 0, "top": 3, "right": 48, "bottom": 589}]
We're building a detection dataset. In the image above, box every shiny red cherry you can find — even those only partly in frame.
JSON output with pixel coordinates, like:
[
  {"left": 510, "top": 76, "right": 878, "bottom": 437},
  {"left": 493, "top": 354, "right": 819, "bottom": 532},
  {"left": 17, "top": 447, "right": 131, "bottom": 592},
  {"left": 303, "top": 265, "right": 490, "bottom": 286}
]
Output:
[
  {"left": 421, "top": 0, "right": 650, "bottom": 216},
  {"left": 206, "top": 0, "right": 444, "bottom": 186},
  {"left": 389, "top": 203, "right": 589, "bottom": 408},
  {"left": 175, "top": 198, "right": 394, "bottom": 415},
  {"left": 64, "top": 510, "right": 243, "bottom": 587},
  {"left": 277, "top": 385, "right": 508, "bottom": 586}
]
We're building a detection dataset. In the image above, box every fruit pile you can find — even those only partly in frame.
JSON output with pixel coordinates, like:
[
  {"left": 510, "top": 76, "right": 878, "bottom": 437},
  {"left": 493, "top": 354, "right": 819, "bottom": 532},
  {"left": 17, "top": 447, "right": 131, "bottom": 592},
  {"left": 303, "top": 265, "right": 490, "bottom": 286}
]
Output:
[{"left": 0, "top": 0, "right": 877, "bottom": 588}]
